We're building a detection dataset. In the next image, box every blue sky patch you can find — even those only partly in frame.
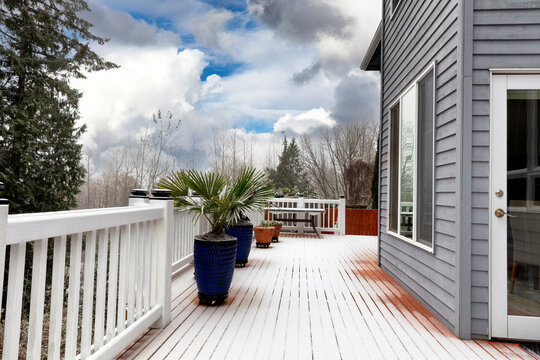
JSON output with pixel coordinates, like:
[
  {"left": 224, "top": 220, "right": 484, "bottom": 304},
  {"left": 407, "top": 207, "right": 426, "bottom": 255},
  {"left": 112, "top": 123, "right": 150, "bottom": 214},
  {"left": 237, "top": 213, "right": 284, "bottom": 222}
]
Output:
[
  {"left": 199, "top": 0, "right": 248, "bottom": 13},
  {"left": 201, "top": 60, "right": 244, "bottom": 81}
]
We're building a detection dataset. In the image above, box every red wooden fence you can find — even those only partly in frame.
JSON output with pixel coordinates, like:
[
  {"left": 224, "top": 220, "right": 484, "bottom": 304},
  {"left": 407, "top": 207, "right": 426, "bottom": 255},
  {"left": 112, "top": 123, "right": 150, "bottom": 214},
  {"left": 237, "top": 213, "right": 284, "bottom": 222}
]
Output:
[{"left": 345, "top": 209, "right": 378, "bottom": 236}]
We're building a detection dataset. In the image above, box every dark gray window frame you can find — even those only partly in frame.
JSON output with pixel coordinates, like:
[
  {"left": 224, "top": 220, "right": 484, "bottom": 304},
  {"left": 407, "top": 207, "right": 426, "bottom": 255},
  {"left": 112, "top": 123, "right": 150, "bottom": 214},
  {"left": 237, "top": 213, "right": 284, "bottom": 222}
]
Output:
[{"left": 387, "top": 62, "right": 436, "bottom": 252}]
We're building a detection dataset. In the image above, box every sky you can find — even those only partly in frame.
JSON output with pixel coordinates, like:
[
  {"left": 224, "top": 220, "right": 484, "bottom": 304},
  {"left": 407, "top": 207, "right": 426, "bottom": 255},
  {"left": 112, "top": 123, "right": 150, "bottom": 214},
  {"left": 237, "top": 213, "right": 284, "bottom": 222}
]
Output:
[{"left": 73, "top": 0, "right": 381, "bottom": 171}]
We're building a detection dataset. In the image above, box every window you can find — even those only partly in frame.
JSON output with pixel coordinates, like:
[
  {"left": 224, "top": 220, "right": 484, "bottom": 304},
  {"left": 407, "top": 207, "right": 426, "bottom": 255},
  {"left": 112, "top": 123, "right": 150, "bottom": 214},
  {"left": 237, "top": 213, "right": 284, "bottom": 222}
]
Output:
[{"left": 388, "top": 64, "right": 435, "bottom": 250}]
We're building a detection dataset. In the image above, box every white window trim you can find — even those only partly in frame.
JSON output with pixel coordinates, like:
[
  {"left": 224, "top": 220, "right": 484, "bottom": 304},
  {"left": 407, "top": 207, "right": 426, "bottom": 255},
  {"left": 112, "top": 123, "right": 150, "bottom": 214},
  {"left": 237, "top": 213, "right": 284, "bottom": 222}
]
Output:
[{"left": 386, "top": 62, "right": 436, "bottom": 253}]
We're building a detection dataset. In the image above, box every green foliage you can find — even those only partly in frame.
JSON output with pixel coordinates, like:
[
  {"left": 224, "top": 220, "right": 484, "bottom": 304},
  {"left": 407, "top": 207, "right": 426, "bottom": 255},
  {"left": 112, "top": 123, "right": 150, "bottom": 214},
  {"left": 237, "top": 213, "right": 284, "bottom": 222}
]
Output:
[
  {"left": 258, "top": 220, "right": 275, "bottom": 228},
  {"left": 268, "top": 137, "right": 311, "bottom": 194},
  {"left": 371, "top": 135, "right": 380, "bottom": 209},
  {"left": 0, "top": 0, "right": 117, "bottom": 213},
  {"left": 159, "top": 167, "right": 275, "bottom": 235}
]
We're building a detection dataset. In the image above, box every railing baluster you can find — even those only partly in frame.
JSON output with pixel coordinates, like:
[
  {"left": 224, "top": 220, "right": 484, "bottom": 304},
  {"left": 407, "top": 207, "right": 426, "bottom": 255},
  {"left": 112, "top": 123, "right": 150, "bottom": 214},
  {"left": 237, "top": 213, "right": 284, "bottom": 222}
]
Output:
[
  {"left": 26, "top": 238, "right": 48, "bottom": 360},
  {"left": 144, "top": 220, "right": 152, "bottom": 313},
  {"left": 126, "top": 223, "right": 136, "bottom": 325},
  {"left": 117, "top": 225, "right": 129, "bottom": 333},
  {"left": 136, "top": 222, "right": 144, "bottom": 319},
  {"left": 81, "top": 230, "right": 97, "bottom": 359},
  {"left": 94, "top": 228, "right": 108, "bottom": 350},
  {"left": 150, "top": 220, "right": 158, "bottom": 306},
  {"left": 48, "top": 236, "right": 67, "bottom": 360},
  {"left": 65, "top": 233, "right": 83, "bottom": 359},
  {"left": 106, "top": 226, "right": 120, "bottom": 341},
  {"left": 3, "top": 242, "right": 26, "bottom": 359}
]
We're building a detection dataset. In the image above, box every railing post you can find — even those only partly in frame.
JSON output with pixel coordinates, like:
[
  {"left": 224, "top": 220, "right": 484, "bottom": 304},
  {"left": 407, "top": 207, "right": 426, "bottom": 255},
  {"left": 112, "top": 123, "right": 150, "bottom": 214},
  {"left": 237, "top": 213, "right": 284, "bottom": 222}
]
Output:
[
  {"left": 149, "top": 189, "right": 173, "bottom": 328},
  {"left": 0, "top": 182, "right": 8, "bottom": 329},
  {"left": 297, "top": 194, "right": 305, "bottom": 234},
  {"left": 129, "top": 189, "right": 149, "bottom": 206},
  {"left": 338, "top": 195, "right": 346, "bottom": 236}
]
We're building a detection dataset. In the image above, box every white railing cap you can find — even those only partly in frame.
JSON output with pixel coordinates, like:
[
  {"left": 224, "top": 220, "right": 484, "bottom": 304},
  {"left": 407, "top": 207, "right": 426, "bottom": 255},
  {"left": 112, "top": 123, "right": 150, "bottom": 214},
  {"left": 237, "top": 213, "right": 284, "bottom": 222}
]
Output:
[{"left": 7, "top": 204, "right": 164, "bottom": 245}]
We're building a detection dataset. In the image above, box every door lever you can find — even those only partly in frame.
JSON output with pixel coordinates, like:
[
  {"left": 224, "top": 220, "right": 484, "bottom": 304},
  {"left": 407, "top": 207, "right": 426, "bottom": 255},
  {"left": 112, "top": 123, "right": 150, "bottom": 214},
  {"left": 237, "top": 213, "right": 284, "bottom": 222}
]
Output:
[{"left": 494, "top": 208, "right": 516, "bottom": 218}]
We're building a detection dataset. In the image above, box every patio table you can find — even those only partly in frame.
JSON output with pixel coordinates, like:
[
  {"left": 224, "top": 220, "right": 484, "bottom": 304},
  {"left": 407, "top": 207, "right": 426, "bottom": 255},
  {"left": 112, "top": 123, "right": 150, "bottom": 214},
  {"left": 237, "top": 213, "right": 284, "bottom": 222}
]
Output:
[{"left": 263, "top": 207, "right": 325, "bottom": 237}]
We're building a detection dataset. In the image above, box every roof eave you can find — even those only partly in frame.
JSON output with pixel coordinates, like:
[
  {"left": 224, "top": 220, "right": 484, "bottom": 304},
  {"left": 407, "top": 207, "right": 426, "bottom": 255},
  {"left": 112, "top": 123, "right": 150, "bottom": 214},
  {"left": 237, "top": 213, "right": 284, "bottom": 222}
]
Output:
[{"left": 360, "top": 21, "right": 382, "bottom": 71}]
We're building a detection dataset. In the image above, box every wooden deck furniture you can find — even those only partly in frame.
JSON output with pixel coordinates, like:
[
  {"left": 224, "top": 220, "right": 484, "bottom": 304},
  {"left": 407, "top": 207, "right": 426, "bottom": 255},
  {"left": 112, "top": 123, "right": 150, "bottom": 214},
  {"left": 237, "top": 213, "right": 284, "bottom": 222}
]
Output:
[
  {"left": 118, "top": 235, "right": 534, "bottom": 360},
  {"left": 263, "top": 207, "right": 325, "bottom": 237}
]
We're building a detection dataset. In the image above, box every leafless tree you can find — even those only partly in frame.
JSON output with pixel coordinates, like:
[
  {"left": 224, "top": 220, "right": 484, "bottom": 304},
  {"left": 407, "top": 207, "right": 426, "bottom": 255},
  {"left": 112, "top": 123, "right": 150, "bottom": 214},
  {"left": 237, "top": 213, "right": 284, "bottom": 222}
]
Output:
[
  {"left": 211, "top": 126, "right": 256, "bottom": 178},
  {"left": 300, "top": 117, "right": 378, "bottom": 205},
  {"left": 77, "top": 110, "right": 180, "bottom": 209}
]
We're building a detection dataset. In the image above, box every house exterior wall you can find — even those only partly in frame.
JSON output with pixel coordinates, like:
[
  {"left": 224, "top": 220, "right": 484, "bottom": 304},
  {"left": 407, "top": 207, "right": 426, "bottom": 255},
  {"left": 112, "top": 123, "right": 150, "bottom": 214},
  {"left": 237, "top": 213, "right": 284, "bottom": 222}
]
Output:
[
  {"left": 468, "top": 0, "right": 540, "bottom": 338},
  {"left": 379, "top": 0, "right": 461, "bottom": 334}
]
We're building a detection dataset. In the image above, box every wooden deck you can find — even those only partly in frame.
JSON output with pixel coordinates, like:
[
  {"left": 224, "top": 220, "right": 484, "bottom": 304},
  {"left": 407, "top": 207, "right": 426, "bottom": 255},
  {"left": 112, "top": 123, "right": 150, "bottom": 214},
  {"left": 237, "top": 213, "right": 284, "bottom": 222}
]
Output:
[{"left": 118, "top": 234, "right": 535, "bottom": 360}]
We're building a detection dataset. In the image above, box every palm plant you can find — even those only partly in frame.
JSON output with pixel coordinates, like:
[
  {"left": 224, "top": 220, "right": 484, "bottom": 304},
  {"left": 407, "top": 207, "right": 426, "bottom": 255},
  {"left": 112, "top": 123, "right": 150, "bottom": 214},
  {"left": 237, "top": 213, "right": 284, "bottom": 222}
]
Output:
[{"left": 158, "top": 167, "right": 274, "bottom": 236}]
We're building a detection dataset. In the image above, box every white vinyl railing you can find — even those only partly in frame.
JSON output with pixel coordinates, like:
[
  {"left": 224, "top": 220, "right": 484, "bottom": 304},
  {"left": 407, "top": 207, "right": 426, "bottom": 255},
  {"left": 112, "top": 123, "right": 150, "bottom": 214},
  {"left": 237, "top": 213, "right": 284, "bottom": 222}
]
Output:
[
  {"left": 0, "top": 194, "right": 345, "bottom": 359},
  {"left": 0, "top": 197, "right": 178, "bottom": 360},
  {"left": 262, "top": 196, "right": 346, "bottom": 235}
]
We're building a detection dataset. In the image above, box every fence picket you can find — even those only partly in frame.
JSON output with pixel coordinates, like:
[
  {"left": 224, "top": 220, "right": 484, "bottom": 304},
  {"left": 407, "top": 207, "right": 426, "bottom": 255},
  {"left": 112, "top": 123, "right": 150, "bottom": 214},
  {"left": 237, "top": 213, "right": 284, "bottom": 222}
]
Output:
[
  {"left": 3, "top": 242, "right": 26, "bottom": 359},
  {"left": 81, "top": 230, "right": 97, "bottom": 359},
  {"left": 94, "top": 228, "right": 108, "bottom": 350},
  {"left": 48, "top": 236, "right": 67, "bottom": 360},
  {"left": 107, "top": 226, "right": 120, "bottom": 340},
  {"left": 117, "top": 225, "right": 129, "bottom": 333},
  {"left": 144, "top": 220, "right": 151, "bottom": 313},
  {"left": 126, "top": 223, "right": 137, "bottom": 325},
  {"left": 65, "top": 233, "right": 83, "bottom": 359},
  {"left": 27, "top": 238, "right": 49, "bottom": 360}
]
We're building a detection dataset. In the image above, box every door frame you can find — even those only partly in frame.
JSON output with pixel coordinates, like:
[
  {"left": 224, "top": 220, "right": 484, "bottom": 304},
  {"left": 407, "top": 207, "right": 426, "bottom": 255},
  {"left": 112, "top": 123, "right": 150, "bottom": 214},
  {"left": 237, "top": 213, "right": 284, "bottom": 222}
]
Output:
[{"left": 490, "top": 71, "right": 540, "bottom": 340}]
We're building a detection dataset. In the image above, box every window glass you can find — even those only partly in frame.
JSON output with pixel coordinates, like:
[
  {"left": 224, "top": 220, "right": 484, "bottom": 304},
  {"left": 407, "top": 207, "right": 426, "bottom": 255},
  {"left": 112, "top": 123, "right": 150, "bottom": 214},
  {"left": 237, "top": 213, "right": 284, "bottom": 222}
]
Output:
[
  {"left": 399, "top": 88, "right": 415, "bottom": 239},
  {"left": 417, "top": 70, "right": 434, "bottom": 246}
]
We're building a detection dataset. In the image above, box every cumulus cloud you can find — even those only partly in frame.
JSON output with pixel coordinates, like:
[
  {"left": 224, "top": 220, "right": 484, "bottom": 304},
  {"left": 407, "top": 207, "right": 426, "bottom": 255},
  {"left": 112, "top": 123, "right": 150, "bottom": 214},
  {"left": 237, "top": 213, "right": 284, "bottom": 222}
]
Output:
[
  {"left": 248, "top": 0, "right": 380, "bottom": 79},
  {"left": 331, "top": 70, "right": 380, "bottom": 123},
  {"left": 273, "top": 108, "right": 336, "bottom": 135},
  {"left": 83, "top": 1, "right": 181, "bottom": 47},
  {"left": 191, "top": 8, "right": 235, "bottom": 49},
  {"left": 72, "top": 46, "right": 221, "bottom": 158},
  {"left": 248, "top": 0, "right": 353, "bottom": 43}
]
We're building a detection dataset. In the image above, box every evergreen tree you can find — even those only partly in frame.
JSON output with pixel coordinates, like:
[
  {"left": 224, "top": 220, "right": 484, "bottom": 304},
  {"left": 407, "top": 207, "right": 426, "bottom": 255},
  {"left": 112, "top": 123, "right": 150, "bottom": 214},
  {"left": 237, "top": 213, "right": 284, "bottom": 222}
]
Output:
[
  {"left": 269, "top": 137, "right": 310, "bottom": 194},
  {"left": 0, "top": 0, "right": 117, "bottom": 213}
]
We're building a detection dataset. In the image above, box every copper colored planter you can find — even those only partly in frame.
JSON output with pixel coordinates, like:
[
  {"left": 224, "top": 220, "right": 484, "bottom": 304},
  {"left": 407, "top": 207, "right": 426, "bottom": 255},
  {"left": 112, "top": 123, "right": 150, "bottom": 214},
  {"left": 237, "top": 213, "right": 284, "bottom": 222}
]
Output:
[
  {"left": 253, "top": 227, "right": 273, "bottom": 248},
  {"left": 272, "top": 224, "right": 283, "bottom": 242}
]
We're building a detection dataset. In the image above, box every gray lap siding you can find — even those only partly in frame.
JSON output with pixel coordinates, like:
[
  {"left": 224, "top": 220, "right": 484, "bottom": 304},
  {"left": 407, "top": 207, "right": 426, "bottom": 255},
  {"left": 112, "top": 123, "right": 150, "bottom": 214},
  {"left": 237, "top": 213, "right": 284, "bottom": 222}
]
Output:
[
  {"left": 469, "top": 0, "right": 540, "bottom": 338},
  {"left": 380, "top": 0, "right": 460, "bottom": 333}
]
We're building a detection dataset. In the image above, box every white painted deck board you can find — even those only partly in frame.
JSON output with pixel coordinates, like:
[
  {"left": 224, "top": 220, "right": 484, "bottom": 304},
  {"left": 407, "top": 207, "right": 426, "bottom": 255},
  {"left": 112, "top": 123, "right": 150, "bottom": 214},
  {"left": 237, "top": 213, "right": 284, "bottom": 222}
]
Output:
[{"left": 117, "top": 234, "right": 534, "bottom": 360}]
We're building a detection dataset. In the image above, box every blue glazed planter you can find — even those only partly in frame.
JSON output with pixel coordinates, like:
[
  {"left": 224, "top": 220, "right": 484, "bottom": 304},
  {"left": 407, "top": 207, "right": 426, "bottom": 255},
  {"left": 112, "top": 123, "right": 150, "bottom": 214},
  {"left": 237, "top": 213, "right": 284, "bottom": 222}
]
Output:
[
  {"left": 225, "top": 222, "right": 253, "bottom": 267},
  {"left": 194, "top": 235, "right": 237, "bottom": 305}
]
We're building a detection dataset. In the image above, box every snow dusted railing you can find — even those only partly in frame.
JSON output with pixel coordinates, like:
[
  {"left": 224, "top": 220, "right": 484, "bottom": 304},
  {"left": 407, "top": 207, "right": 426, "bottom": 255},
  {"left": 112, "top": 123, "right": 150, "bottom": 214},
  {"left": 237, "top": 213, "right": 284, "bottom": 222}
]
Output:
[
  {"left": 259, "top": 196, "right": 346, "bottom": 235},
  {"left": 0, "top": 194, "right": 175, "bottom": 360}
]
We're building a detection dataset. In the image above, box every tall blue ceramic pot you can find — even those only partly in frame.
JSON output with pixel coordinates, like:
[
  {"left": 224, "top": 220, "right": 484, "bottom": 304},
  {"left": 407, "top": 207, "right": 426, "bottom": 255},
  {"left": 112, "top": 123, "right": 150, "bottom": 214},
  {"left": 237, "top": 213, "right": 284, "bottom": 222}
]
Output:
[
  {"left": 225, "top": 222, "right": 253, "bottom": 267},
  {"left": 193, "top": 235, "right": 237, "bottom": 305}
]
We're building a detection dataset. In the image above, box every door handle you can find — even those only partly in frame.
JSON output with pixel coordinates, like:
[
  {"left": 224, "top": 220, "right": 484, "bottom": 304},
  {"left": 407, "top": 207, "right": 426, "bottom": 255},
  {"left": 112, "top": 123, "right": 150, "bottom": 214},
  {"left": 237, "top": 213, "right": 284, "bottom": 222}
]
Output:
[{"left": 494, "top": 208, "right": 516, "bottom": 218}]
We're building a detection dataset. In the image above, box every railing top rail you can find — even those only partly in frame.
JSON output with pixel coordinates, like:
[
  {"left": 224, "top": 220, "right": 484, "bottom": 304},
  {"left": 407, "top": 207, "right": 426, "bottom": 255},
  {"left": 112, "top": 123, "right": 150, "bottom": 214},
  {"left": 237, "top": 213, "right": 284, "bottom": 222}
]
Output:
[
  {"left": 304, "top": 199, "right": 340, "bottom": 204},
  {"left": 7, "top": 204, "right": 164, "bottom": 245},
  {"left": 269, "top": 198, "right": 300, "bottom": 202}
]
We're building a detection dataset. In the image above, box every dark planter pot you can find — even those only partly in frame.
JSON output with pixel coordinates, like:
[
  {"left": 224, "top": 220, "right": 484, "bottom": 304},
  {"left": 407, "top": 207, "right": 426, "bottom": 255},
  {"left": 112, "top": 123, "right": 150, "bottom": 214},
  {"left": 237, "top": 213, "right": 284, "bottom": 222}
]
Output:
[
  {"left": 194, "top": 235, "right": 237, "bottom": 306},
  {"left": 225, "top": 222, "right": 253, "bottom": 267}
]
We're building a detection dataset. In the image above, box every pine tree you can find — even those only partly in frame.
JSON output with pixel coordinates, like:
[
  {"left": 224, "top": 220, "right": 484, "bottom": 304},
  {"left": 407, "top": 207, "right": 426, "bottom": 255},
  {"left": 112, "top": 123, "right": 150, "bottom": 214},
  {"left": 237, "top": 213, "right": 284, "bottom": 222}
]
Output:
[
  {"left": 0, "top": 0, "right": 117, "bottom": 213},
  {"left": 269, "top": 137, "right": 310, "bottom": 194}
]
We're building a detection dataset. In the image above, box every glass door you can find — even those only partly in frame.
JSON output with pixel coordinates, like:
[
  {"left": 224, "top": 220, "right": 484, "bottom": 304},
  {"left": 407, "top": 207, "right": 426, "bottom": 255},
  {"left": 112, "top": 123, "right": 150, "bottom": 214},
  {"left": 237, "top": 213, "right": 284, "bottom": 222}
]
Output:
[{"left": 491, "top": 74, "right": 540, "bottom": 340}]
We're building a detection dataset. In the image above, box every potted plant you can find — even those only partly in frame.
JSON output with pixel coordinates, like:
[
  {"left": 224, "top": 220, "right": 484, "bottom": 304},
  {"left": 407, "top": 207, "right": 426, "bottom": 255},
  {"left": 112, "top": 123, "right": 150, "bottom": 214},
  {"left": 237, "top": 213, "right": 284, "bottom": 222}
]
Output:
[
  {"left": 159, "top": 168, "right": 273, "bottom": 305},
  {"left": 225, "top": 216, "right": 253, "bottom": 267},
  {"left": 268, "top": 220, "right": 283, "bottom": 242},
  {"left": 254, "top": 221, "right": 274, "bottom": 248}
]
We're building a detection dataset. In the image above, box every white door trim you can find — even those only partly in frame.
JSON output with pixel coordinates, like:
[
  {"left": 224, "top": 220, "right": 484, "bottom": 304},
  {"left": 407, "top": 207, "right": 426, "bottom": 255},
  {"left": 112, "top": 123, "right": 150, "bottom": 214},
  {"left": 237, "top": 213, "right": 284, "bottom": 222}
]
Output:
[{"left": 490, "top": 73, "right": 540, "bottom": 341}]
